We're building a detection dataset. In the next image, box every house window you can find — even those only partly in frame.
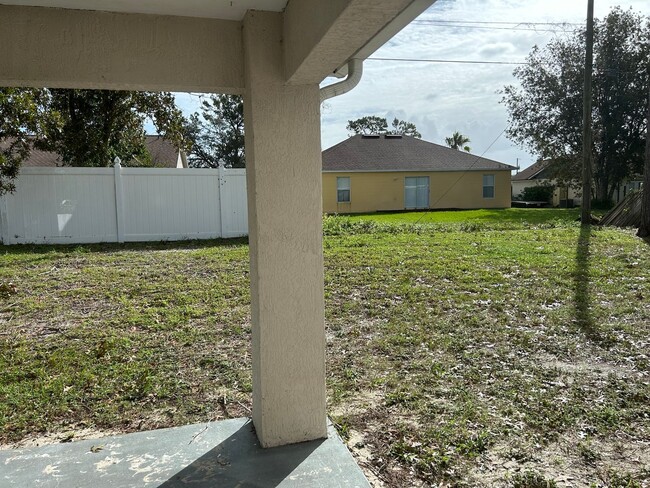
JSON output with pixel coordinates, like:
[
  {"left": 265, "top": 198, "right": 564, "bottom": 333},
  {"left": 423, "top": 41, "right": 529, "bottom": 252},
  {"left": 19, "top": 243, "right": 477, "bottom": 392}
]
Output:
[
  {"left": 483, "top": 174, "right": 495, "bottom": 199},
  {"left": 404, "top": 176, "right": 429, "bottom": 209},
  {"left": 337, "top": 177, "right": 350, "bottom": 203}
]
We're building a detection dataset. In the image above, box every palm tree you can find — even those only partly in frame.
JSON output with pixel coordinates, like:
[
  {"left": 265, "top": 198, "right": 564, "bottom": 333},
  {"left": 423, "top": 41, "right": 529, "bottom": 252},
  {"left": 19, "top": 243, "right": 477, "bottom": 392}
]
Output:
[{"left": 445, "top": 131, "right": 471, "bottom": 152}]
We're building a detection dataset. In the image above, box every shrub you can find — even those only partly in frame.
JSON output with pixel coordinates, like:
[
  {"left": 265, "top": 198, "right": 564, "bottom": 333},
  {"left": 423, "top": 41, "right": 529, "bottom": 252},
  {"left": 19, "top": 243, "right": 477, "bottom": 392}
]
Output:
[{"left": 521, "top": 184, "right": 555, "bottom": 202}]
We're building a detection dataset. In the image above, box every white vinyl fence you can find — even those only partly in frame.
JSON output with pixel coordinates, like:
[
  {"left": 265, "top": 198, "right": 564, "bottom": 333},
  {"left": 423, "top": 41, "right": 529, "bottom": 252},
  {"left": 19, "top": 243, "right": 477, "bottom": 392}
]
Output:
[{"left": 0, "top": 164, "right": 248, "bottom": 245}]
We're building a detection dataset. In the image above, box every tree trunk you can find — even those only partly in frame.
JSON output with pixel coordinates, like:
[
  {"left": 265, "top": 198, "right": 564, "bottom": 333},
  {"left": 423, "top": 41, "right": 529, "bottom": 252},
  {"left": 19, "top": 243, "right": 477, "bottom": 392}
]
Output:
[
  {"left": 100, "top": 92, "right": 116, "bottom": 167},
  {"left": 595, "top": 177, "right": 605, "bottom": 202},
  {"left": 593, "top": 163, "right": 609, "bottom": 202},
  {"left": 606, "top": 183, "right": 616, "bottom": 204},
  {"left": 637, "top": 85, "right": 650, "bottom": 238}
]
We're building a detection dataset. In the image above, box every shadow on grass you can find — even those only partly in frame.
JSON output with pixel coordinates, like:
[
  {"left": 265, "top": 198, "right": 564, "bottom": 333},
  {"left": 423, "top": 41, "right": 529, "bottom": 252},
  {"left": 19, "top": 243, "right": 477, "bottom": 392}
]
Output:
[
  {"left": 0, "top": 237, "right": 249, "bottom": 256},
  {"left": 573, "top": 225, "right": 608, "bottom": 346}
]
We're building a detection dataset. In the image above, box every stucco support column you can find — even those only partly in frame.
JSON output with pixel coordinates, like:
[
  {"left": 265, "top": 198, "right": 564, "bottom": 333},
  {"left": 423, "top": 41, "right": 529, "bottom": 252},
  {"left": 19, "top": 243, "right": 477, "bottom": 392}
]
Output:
[{"left": 242, "top": 11, "right": 327, "bottom": 448}]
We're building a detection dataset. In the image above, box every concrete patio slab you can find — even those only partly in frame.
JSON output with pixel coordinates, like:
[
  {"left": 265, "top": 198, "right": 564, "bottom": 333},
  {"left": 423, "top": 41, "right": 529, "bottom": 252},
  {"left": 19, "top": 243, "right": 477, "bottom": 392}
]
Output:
[{"left": 0, "top": 418, "right": 370, "bottom": 487}]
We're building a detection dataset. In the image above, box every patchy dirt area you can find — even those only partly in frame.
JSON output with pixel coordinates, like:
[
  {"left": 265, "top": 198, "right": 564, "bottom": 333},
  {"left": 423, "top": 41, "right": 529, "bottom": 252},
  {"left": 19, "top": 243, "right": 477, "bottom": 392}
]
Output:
[
  {"left": 0, "top": 427, "right": 122, "bottom": 450},
  {"left": 468, "top": 434, "right": 650, "bottom": 487}
]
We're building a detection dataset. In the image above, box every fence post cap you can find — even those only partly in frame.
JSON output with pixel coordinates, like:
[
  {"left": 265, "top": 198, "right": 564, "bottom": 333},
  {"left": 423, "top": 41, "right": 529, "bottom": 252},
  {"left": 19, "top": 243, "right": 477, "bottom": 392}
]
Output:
[{"left": 114, "top": 157, "right": 122, "bottom": 167}]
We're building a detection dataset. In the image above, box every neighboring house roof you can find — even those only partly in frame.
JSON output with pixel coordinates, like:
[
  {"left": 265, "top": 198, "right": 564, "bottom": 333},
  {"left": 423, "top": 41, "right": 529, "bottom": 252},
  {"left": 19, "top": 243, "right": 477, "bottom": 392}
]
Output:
[
  {"left": 0, "top": 135, "right": 181, "bottom": 168},
  {"left": 18, "top": 145, "right": 62, "bottom": 167},
  {"left": 322, "top": 134, "right": 515, "bottom": 172},
  {"left": 145, "top": 136, "right": 182, "bottom": 167},
  {"left": 512, "top": 159, "right": 552, "bottom": 181}
]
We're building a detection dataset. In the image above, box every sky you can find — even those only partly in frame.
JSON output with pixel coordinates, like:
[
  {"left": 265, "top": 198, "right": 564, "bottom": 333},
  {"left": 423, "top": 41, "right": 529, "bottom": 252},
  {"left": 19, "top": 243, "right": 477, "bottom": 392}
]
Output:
[{"left": 174, "top": 0, "right": 650, "bottom": 171}]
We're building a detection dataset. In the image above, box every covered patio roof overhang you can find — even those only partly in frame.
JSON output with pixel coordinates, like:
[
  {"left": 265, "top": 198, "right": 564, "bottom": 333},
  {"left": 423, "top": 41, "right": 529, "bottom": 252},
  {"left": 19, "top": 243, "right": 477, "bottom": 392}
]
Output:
[
  {"left": 0, "top": 0, "right": 436, "bottom": 475},
  {"left": 0, "top": 0, "right": 434, "bottom": 92}
]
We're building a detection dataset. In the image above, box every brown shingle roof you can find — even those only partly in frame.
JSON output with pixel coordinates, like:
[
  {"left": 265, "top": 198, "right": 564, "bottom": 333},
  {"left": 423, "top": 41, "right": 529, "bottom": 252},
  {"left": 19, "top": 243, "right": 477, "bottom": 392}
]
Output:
[
  {"left": 511, "top": 159, "right": 550, "bottom": 181},
  {"left": 145, "top": 136, "right": 181, "bottom": 167},
  {"left": 322, "top": 134, "right": 515, "bottom": 172},
  {"left": 19, "top": 146, "right": 63, "bottom": 167},
  {"left": 0, "top": 135, "right": 179, "bottom": 168}
]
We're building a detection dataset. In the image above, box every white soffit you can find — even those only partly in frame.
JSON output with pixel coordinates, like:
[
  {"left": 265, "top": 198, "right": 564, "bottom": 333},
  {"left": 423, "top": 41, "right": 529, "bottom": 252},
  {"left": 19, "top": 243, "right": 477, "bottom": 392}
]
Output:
[{"left": 0, "top": 0, "right": 288, "bottom": 19}]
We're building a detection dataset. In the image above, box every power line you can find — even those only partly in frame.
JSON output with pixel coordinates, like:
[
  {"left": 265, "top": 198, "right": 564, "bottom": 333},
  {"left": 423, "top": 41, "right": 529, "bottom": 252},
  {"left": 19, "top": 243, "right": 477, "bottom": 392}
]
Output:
[
  {"left": 367, "top": 57, "right": 526, "bottom": 66},
  {"left": 411, "top": 21, "right": 575, "bottom": 33},
  {"left": 414, "top": 129, "right": 507, "bottom": 225},
  {"left": 413, "top": 19, "right": 581, "bottom": 26},
  {"left": 366, "top": 57, "right": 639, "bottom": 74}
]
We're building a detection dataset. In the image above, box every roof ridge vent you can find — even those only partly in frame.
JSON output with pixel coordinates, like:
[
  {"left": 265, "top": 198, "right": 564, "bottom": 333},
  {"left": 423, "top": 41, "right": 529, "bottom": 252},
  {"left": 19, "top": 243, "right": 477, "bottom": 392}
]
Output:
[
  {"left": 384, "top": 134, "right": 403, "bottom": 139},
  {"left": 361, "top": 134, "right": 381, "bottom": 138}
]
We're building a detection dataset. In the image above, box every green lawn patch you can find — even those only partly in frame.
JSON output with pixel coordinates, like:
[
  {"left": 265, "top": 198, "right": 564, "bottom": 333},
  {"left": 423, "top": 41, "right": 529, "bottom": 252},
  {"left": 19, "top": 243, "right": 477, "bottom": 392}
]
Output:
[
  {"left": 1, "top": 221, "right": 648, "bottom": 486},
  {"left": 345, "top": 208, "right": 583, "bottom": 225}
]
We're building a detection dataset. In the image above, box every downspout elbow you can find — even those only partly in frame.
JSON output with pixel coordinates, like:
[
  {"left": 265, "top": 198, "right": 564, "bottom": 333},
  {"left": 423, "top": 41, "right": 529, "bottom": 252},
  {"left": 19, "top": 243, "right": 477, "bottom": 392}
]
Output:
[{"left": 319, "top": 59, "right": 364, "bottom": 102}]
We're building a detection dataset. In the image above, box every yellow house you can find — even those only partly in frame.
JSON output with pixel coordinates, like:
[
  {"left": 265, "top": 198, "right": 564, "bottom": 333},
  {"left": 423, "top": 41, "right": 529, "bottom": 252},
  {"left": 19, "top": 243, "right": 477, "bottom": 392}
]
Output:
[
  {"left": 323, "top": 134, "right": 515, "bottom": 214},
  {"left": 511, "top": 159, "right": 583, "bottom": 207}
]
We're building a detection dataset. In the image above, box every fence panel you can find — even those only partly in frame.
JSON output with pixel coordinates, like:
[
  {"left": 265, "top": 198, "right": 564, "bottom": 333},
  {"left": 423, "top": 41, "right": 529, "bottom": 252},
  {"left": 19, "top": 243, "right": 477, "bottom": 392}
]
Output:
[
  {"left": 120, "top": 168, "right": 223, "bottom": 242},
  {"left": 0, "top": 168, "right": 117, "bottom": 244},
  {"left": 0, "top": 166, "right": 248, "bottom": 245},
  {"left": 219, "top": 168, "right": 248, "bottom": 238}
]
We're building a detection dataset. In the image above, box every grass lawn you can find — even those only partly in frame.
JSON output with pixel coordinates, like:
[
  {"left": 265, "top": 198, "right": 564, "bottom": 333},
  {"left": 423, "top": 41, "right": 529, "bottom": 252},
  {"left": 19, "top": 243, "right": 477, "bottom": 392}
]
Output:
[
  {"left": 1, "top": 211, "right": 649, "bottom": 487},
  {"left": 347, "top": 208, "right": 584, "bottom": 225}
]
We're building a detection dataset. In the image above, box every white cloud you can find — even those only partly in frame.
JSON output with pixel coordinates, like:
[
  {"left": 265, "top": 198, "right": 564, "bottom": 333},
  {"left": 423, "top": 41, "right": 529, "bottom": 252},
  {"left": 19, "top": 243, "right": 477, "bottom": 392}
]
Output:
[{"left": 478, "top": 43, "right": 517, "bottom": 58}]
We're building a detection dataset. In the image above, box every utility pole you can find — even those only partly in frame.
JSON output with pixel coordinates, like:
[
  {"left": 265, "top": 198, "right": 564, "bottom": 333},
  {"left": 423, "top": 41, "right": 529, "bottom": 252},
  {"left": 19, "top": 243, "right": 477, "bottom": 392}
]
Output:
[
  {"left": 638, "top": 83, "right": 650, "bottom": 237},
  {"left": 581, "top": 0, "right": 595, "bottom": 225}
]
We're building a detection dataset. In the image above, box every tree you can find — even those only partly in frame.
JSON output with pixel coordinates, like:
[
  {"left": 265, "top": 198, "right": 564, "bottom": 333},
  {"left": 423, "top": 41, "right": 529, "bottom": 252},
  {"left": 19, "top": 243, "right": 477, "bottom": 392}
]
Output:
[
  {"left": 346, "top": 116, "right": 421, "bottom": 138},
  {"left": 0, "top": 88, "right": 52, "bottom": 195},
  {"left": 0, "top": 88, "right": 188, "bottom": 193},
  {"left": 346, "top": 116, "right": 388, "bottom": 136},
  {"left": 186, "top": 94, "right": 245, "bottom": 168},
  {"left": 501, "top": 7, "right": 650, "bottom": 202},
  {"left": 445, "top": 131, "right": 471, "bottom": 152},
  {"left": 43, "top": 90, "right": 188, "bottom": 167},
  {"left": 388, "top": 118, "right": 421, "bottom": 138}
]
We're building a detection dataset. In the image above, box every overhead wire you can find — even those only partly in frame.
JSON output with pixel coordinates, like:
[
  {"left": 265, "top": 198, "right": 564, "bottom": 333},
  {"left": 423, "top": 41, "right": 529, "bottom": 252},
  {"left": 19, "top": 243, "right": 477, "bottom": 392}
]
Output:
[
  {"left": 413, "top": 129, "right": 508, "bottom": 225},
  {"left": 365, "top": 56, "right": 639, "bottom": 74},
  {"left": 366, "top": 57, "right": 526, "bottom": 65},
  {"left": 367, "top": 18, "right": 580, "bottom": 67},
  {"left": 411, "top": 22, "right": 575, "bottom": 33},
  {"left": 411, "top": 19, "right": 579, "bottom": 31},
  {"left": 412, "top": 19, "right": 581, "bottom": 26}
]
